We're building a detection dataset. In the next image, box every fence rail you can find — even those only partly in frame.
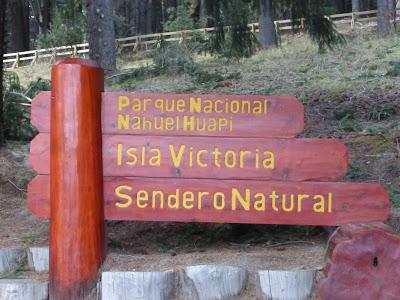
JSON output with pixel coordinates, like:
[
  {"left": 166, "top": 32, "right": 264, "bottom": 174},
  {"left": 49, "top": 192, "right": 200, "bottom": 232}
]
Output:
[{"left": 2, "top": 9, "right": 397, "bottom": 69}]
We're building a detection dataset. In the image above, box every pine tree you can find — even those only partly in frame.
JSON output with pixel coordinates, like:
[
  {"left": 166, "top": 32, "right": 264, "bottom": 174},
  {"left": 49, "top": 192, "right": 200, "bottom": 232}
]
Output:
[
  {"left": 204, "top": 0, "right": 345, "bottom": 56},
  {"left": 0, "top": 0, "right": 6, "bottom": 146}
]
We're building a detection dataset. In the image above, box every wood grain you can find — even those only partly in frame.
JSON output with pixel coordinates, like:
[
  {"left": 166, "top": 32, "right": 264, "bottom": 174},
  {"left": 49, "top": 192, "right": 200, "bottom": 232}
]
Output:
[
  {"left": 259, "top": 270, "right": 316, "bottom": 300},
  {"left": 49, "top": 58, "right": 105, "bottom": 299},
  {"left": 319, "top": 223, "right": 400, "bottom": 299},
  {"left": 30, "top": 134, "right": 348, "bottom": 181},
  {"left": 28, "top": 175, "right": 389, "bottom": 225},
  {"left": 31, "top": 92, "right": 304, "bottom": 138}
]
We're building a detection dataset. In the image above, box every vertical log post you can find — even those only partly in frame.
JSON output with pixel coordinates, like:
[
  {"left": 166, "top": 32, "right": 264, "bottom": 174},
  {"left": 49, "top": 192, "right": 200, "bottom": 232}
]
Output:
[{"left": 50, "top": 58, "right": 105, "bottom": 299}]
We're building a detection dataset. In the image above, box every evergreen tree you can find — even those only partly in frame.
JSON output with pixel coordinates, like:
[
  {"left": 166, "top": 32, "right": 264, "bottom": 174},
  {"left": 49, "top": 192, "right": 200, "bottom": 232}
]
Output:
[
  {"left": 0, "top": 0, "right": 6, "bottom": 146},
  {"left": 204, "top": 0, "right": 345, "bottom": 55},
  {"left": 205, "top": 0, "right": 257, "bottom": 58}
]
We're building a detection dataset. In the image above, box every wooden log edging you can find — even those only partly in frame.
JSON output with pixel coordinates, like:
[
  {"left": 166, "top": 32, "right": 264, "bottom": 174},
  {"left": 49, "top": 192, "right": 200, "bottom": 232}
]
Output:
[
  {"left": 27, "top": 248, "right": 49, "bottom": 273},
  {"left": 180, "top": 265, "right": 248, "bottom": 300},
  {"left": 0, "top": 249, "right": 25, "bottom": 273},
  {"left": 0, "top": 279, "right": 48, "bottom": 300},
  {"left": 0, "top": 247, "right": 320, "bottom": 300},
  {"left": 102, "top": 271, "right": 175, "bottom": 300},
  {"left": 258, "top": 270, "right": 316, "bottom": 300}
]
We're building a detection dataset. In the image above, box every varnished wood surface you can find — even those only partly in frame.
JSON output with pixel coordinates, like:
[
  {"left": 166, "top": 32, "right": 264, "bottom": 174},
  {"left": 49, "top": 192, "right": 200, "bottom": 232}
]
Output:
[
  {"left": 30, "top": 133, "right": 348, "bottom": 181},
  {"left": 49, "top": 58, "right": 105, "bottom": 299},
  {"left": 28, "top": 175, "right": 389, "bottom": 225},
  {"left": 31, "top": 91, "right": 304, "bottom": 138},
  {"left": 319, "top": 223, "right": 400, "bottom": 299}
]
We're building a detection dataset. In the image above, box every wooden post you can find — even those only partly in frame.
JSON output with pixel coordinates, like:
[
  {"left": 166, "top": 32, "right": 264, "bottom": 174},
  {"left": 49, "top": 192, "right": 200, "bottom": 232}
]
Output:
[
  {"left": 51, "top": 48, "right": 57, "bottom": 63},
  {"left": 12, "top": 53, "right": 20, "bottom": 69},
  {"left": 50, "top": 58, "right": 105, "bottom": 299},
  {"left": 351, "top": 13, "right": 356, "bottom": 28},
  {"left": 31, "top": 51, "right": 38, "bottom": 66}
]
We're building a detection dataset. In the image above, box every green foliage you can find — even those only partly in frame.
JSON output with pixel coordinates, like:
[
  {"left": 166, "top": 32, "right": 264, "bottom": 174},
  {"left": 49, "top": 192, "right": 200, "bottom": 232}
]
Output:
[
  {"left": 206, "top": 0, "right": 258, "bottom": 59},
  {"left": 164, "top": 0, "right": 196, "bottom": 32},
  {"left": 114, "top": 15, "right": 131, "bottom": 38},
  {"left": 3, "top": 72, "right": 50, "bottom": 141},
  {"left": 204, "top": 0, "right": 345, "bottom": 55},
  {"left": 189, "top": 67, "right": 241, "bottom": 85},
  {"left": 285, "top": 0, "right": 346, "bottom": 51},
  {"left": 386, "top": 61, "right": 400, "bottom": 77},
  {"left": 345, "top": 164, "right": 368, "bottom": 180},
  {"left": 151, "top": 38, "right": 242, "bottom": 84},
  {"left": 391, "top": 189, "right": 400, "bottom": 208},
  {"left": 37, "top": 0, "right": 86, "bottom": 48},
  {"left": 152, "top": 37, "right": 195, "bottom": 73},
  {"left": 338, "top": 114, "right": 360, "bottom": 132},
  {"left": 368, "top": 104, "right": 397, "bottom": 121}
]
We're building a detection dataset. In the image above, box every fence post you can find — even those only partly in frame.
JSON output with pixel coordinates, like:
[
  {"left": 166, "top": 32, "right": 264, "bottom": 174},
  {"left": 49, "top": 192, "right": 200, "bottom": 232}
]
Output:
[
  {"left": 50, "top": 58, "right": 105, "bottom": 299},
  {"left": 12, "top": 53, "right": 20, "bottom": 69},
  {"left": 351, "top": 13, "right": 356, "bottom": 28},
  {"left": 274, "top": 21, "right": 281, "bottom": 45},
  {"left": 31, "top": 51, "right": 38, "bottom": 66},
  {"left": 133, "top": 37, "right": 140, "bottom": 53},
  {"left": 51, "top": 48, "right": 57, "bottom": 63}
]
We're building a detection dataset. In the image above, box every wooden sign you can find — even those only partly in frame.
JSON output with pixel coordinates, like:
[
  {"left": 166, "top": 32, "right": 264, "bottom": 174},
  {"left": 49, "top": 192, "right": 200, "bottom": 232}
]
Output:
[
  {"left": 27, "top": 59, "right": 391, "bottom": 299},
  {"left": 28, "top": 175, "right": 389, "bottom": 225},
  {"left": 31, "top": 91, "right": 304, "bottom": 138},
  {"left": 30, "top": 133, "right": 348, "bottom": 181}
]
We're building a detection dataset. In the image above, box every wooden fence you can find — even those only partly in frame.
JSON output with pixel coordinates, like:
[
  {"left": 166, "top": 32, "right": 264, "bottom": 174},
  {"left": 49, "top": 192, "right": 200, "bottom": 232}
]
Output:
[{"left": 1, "top": 9, "right": 393, "bottom": 69}]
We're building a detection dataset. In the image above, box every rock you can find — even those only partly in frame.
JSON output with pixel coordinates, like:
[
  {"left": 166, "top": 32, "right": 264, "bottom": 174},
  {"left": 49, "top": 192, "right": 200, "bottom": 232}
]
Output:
[
  {"left": 0, "top": 249, "right": 25, "bottom": 273},
  {"left": 0, "top": 279, "right": 48, "bottom": 300},
  {"left": 101, "top": 271, "right": 175, "bottom": 300},
  {"left": 27, "top": 247, "right": 49, "bottom": 272},
  {"left": 258, "top": 270, "right": 316, "bottom": 300},
  {"left": 181, "top": 265, "right": 248, "bottom": 300}
]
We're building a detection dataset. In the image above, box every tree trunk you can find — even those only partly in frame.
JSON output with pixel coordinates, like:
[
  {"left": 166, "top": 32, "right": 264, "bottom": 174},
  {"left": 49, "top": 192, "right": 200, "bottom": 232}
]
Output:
[
  {"left": 147, "top": 0, "right": 153, "bottom": 33},
  {"left": 258, "top": 0, "right": 277, "bottom": 49},
  {"left": 352, "top": 0, "right": 360, "bottom": 11},
  {"left": 377, "top": 0, "right": 393, "bottom": 35},
  {"left": 29, "top": 0, "right": 52, "bottom": 36},
  {"left": 8, "top": 0, "right": 30, "bottom": 52},
  {"left": 87, "top": 0, "right": 116, "bottom": 73},
  {"left": 396, "top": 0, "right": 400, "bottom": 31},
  {"left": 200, "top": 0, "right": 206, "bottom": 24},
  {"left": 40, "top": 0, "right": 52, "bottom": 35},
  {"left": 0, "top": 0, "right": 6, "bottom": 146}
]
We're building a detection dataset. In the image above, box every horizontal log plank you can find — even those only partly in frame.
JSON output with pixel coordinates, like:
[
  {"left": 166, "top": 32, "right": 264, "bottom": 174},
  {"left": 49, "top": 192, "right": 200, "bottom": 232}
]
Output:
[
  {"left": 30, "top": 134, "right": 348, "bottom": 181},
  {"left": 31, "top": 92, "right": 304, "bottom": 138},
  {"left": 27, "top": 175, "right": 389, "bottom": 225}
]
